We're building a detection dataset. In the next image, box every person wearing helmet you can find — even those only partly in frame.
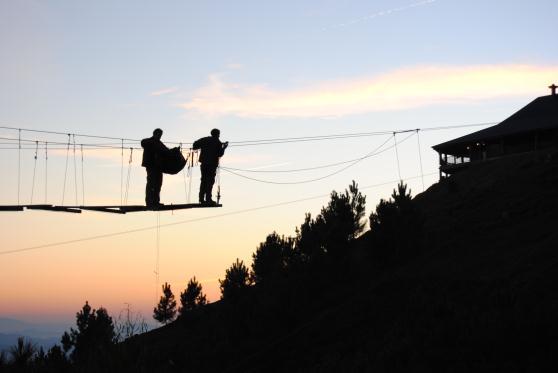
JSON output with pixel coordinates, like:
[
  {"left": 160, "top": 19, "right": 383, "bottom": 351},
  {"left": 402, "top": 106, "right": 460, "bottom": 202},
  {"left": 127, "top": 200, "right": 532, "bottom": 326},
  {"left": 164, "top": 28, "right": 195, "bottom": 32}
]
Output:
[
  {"left": 192, "top": 129, "right": 228, "bottom": 205},
  {"left": 141, "top": 128, "right": 169, "bottom": 209}
]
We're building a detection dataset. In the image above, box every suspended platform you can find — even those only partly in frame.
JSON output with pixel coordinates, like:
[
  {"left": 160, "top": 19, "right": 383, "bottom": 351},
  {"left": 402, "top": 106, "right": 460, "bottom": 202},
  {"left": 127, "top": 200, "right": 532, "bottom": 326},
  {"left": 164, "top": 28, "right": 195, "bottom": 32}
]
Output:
[{"left": 0, "top": 203, "right": 222, "bottom": 214}]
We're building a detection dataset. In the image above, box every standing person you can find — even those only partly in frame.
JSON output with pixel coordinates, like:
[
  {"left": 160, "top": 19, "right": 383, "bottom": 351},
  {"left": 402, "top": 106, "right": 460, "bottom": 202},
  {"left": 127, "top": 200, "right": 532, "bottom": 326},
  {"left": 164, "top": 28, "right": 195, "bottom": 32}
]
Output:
[
  {"left": 141, "top": 128, "right": 169, "bottom": 209},
  {"left": 193, "top": 129, "right": 228, "bottom": 205}
]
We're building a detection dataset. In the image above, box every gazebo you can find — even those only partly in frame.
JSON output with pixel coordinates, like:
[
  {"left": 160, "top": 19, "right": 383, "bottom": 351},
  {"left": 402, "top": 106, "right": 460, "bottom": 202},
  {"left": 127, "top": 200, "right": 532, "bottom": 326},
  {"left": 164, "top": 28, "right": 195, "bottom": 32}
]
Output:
[{"left": 433, "top": 85, "right": 558, "bottom": 178}]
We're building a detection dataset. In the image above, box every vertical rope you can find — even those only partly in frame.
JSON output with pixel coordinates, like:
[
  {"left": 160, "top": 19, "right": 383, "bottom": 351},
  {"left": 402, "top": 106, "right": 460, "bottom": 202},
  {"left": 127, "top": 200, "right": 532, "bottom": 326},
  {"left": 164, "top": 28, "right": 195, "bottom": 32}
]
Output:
[
  {"left": 72, "top": 135, "right": 78, "bottom": 206},
  {"left": 393, "top": 132, "right": 402, "bottom": 181},
  {"left": 154, "top": 211, "right": 161, "bottom": 304},
  {"left": 181, "top": 145, "right": 189, "bottom": 203},
  {"left": 44, "top": 142, "right": 48, "bottom": 204},
  {"left": 30, "top": 141, "right": 38, "bottom": 204},
  {"left": 216, "top": 166, "right": 221, "bottom": 204},
  {"left": 124, "top": 148, "right": 133, "bottom": 206},
  {"left": 187, "top": 149, "right": 194, "bottom": 203},
  {"left": 416, "top": 129, "right": 425, "bottom": 191},
  {"left": 80, "top": 144, "right": 85, "bottom": 206},
  {"left": 17, "top": 129, "right": 21, "bottom": 205},
  {"left": 61, "top": 134, "right": 71, "bottom": 205},
  {"left": 120, "top": 139, "right": 124, "bottom": 206}
]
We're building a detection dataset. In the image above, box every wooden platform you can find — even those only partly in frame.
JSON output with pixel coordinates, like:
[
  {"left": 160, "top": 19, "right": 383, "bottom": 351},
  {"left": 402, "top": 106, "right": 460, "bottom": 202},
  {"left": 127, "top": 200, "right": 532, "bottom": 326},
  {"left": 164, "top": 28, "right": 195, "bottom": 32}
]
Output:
[{"left": 0, "top": 203, "right": 222, "bottom": 214}]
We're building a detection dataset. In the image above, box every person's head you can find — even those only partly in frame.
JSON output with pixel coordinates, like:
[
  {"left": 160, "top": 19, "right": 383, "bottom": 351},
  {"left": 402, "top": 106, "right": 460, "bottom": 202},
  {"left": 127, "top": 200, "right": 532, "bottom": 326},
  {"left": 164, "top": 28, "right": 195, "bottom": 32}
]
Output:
[
  {"left": 153, "top": 128, "right": 163, "bottom": 140},
  {"left": 210, "top": 128, "right": 220, "bottom": 138}
]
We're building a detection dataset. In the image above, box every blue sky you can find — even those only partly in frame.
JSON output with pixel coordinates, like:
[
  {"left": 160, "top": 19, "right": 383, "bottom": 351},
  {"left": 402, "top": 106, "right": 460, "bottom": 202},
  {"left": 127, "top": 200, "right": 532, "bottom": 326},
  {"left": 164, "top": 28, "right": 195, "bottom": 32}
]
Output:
[{"left": 0, "top": 0, "right": 557, "bottom": 328}]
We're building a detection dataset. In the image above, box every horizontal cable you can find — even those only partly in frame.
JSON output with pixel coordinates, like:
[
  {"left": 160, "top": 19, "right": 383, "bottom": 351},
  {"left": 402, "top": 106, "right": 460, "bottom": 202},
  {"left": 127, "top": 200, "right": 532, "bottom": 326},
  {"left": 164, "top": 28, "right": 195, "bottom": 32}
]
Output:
[{"left": 221, "top": 132, "right": 416, "bottom": 184}]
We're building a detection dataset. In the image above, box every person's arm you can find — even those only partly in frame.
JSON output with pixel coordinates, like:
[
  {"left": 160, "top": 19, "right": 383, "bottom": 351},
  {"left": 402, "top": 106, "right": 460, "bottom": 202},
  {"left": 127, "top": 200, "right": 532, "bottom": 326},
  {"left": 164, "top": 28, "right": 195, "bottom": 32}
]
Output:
[{"left": 219, "top": 141, "right": 228, "bottom": 157}]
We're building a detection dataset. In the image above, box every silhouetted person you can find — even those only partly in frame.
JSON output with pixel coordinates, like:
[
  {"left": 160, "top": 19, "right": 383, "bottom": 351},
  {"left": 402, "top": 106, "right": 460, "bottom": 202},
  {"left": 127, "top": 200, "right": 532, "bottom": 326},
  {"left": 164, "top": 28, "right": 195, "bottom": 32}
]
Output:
[
  {"left": 141, "top": 128, "right": 169, "bottom": 209},
  {"left": 193, "top": 129, "right": 228, "bottom": 204}
]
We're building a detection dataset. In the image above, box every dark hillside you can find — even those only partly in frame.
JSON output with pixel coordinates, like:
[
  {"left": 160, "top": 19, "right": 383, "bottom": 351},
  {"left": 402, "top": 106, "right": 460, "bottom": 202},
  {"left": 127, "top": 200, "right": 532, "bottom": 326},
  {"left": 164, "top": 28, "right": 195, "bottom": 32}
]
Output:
[{"left": 119, "top": 149, "right": 558, "bottom": 373}]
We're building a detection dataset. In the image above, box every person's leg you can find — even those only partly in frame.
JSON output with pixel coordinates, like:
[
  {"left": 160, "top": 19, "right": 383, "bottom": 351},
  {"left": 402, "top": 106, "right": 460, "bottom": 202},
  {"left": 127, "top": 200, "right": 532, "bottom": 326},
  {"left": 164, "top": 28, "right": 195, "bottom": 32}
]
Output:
[
  {"left": 199, "top": 164, "right": 207, "bottom": 203},
  {"left": 204, "top": 166, "right": 217, "bottom": 203},
  {"left": 154, "top": 171, "right": 163, "bottom": 205},
  {"left": 146, "top": 168, "right": 155, "bottom": 206}
]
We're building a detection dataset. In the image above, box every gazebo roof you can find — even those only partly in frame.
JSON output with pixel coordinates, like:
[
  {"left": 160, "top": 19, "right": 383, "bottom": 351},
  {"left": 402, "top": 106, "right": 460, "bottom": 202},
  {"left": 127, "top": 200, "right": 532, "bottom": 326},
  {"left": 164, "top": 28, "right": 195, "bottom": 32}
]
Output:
[{"left": 433, "top": 94, "right": 558, "bottom": 154}]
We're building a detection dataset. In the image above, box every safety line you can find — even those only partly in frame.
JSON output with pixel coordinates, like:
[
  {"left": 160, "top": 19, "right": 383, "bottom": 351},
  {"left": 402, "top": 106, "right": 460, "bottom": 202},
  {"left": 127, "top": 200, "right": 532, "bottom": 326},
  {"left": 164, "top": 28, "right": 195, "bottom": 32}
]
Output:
[
  {"left": 17, "top": 129, "right": 21, "bottom": 205},
  {"left": 393, "top": 132, "right": 402, "bottom": 181},
  {"left": 416, "top": 129, "right": 425, "bottom": 191},
  {"left": 222, "top": 132, "right": 415, "bottom": 185},
  {"left": 30, "top": 141, "right": 38, "bottom": 204},
  {"left": 61, "top": 134, "right": 71, "bottom": 205},
  {"left": 0, "top": 122, "right": 495, "bottom": 149},
  {"left": 44, "top": 142, "right": 48, "bottom": 203},
  {"left": 81, "top": 144, "right": 85, "bottom": 205},
  {"left": 73, "top": 135, "right": 78, "bottom": 206}
]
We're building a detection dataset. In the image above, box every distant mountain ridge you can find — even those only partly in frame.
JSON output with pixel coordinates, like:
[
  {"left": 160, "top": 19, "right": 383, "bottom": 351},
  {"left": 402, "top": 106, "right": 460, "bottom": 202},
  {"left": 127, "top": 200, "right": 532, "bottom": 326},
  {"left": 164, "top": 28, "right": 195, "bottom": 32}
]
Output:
[{"left": 0, "top": 318, "right": 69, "bottom": 353}]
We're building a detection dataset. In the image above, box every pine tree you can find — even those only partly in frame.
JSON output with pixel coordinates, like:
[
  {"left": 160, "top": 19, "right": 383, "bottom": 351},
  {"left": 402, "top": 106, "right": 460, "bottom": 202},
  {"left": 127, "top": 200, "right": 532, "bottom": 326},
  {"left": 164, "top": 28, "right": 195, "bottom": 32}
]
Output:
[
  {"left": 219, "top": 259, "right": 252, "bottom": 301},
  {"left": 251, "top": 233, "right": 295, "bottom": 284},
  {"left": 61, "top": 301, "right": 116, "bottom": 364},
  {"left": 179, "top": 277, "right": 207, "bottom": 315},
  {"left": 153, "top": 282, "right": 177, "bottom": 324}
]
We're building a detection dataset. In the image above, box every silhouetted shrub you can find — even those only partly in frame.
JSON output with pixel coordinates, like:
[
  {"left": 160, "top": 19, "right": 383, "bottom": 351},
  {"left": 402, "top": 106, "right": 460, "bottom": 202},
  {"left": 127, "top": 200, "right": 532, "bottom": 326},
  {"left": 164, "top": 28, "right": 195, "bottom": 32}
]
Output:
[
  {"left": 115, "top": 304, "right": 149, "bottom": 341},
  {"left": 153, "top": 282, "right": 177, "bottom": 324},
  {"left": 220, "top": 258, "right": 252, "bottom": 301},
  {"left": 179, "top": 277, "right": 207, "bottom": 315},
  {"left": 369, "top": 182, "right": 423, "bottom": 263}
]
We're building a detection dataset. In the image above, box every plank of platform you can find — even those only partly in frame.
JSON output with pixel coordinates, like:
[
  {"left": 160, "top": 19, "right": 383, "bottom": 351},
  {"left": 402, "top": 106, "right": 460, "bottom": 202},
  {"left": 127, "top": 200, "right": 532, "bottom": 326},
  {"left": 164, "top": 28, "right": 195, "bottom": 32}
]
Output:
[
  {"left": 123, "top": 203, "right": 223, "bottom": 213},
  {"left": 0, "top": 203, "right": 222, "bottom": 214},
  {"left": 79, "top": 206, "right": 127, "bottom": 214},
  {"left": 0, "top": 205, "right": 24, "bottom": 211},
  {"left": 26, "top": 205, "right": 82, "bottom": 213}
]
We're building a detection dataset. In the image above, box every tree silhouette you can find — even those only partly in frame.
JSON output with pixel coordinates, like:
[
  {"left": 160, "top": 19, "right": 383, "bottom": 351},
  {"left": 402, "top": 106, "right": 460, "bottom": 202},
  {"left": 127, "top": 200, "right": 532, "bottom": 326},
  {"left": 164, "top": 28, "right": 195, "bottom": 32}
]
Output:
[
  {"left": 153, "top": 282, "right": 177, "bottom": 324},
  {"left": 61, "top": 301, "right": 116, "bottom": 364},
  {"left": 251, "top": 232, "right": 295, "bottom": 284},
  {"left": 179, "top": 277, "right": 207, "bottom": 315},
  {"left": 369, "top": 182, "right": 423, "bottom": 262},
  {"left": 8, "top": 336, "right": 36, "bottom": 368},
  {"left": 0, "top": 350, "right": 6, "bottom": 368},
  {"left": 219, "top": 258, "right": 252, "bottom": 301},
  {"left": 296, "top": 181, "right": 366, "bottom": 260}
]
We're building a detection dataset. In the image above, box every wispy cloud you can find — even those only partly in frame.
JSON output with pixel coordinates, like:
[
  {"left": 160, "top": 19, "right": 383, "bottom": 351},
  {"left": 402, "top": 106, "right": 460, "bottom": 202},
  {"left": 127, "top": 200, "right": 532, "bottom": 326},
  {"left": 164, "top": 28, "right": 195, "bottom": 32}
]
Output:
[
  {"left": 179, "top": 64, "right": 558, "bottom": 118},
  {"left": 325, "top": 0, "right": 437, "bottom": 31},
  {"left": 150, "top": 86, "right": 179, "bottom": 96}
]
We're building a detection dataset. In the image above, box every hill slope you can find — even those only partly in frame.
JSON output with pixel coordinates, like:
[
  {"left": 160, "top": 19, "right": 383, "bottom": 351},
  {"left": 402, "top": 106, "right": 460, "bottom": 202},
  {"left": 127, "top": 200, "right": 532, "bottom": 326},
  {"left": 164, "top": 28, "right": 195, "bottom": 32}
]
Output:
[{"left": 122, "top": 149, "right": 558, "bottom": 372}]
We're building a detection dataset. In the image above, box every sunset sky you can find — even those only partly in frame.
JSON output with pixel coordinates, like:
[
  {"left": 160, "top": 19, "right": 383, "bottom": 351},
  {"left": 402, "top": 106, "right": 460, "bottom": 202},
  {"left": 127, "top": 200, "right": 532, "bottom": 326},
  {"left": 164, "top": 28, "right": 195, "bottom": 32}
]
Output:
[{"left": 1, "top": 0, "right": 557, "bottom": 333}]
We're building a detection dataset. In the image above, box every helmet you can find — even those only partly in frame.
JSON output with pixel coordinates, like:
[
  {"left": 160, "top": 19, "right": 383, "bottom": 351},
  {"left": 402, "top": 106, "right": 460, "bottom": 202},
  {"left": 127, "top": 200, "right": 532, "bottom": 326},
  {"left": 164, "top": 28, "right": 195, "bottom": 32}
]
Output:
[{"left": 210, "top": 128, "right": 220, "bottom": 137}]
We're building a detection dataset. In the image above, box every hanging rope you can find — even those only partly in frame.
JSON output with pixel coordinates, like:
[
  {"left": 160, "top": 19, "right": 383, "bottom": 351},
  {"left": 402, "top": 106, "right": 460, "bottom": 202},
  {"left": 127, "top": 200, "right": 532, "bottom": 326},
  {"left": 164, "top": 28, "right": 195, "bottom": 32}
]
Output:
[
  {"left": 61, "top": 134, "right": 71, "bottom": 205},
  {"left": 393, "top": 132, "right": 402, "bottom": 181},
  {"left": 216, "top": 166, "right": 222, "bottom": 204},
  {"left": 124, "top": 148, "right": 133, "bottom": 206},
  {"left": 187, "top": 149, "right": 195, "bottom": 203},
  {"left": 120, "top": 139, "right": 124, "bottom": 206},
  {"left": 416, "top": 129, "right": 425, "bottom": 191},
  {"left": 30, "top": 141, "right": 38, "bottom": 204},
  {"left": 81, "top": 144, "right": 85, "bottom": 206},
  {"left": 17, "top": 129, "right": 21, "bottom": 205},
  {"left": 44, "top": 142, "right": 48, "bottom": 204},
  {"left": 181, "top": 145, "right": 189, "bottom": 203},
  {"left": 72, "top": 135, "right": 78, "bottom": 206},
  {"left": 154, "top": 211, "right": 161, "bottom": 304}
]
